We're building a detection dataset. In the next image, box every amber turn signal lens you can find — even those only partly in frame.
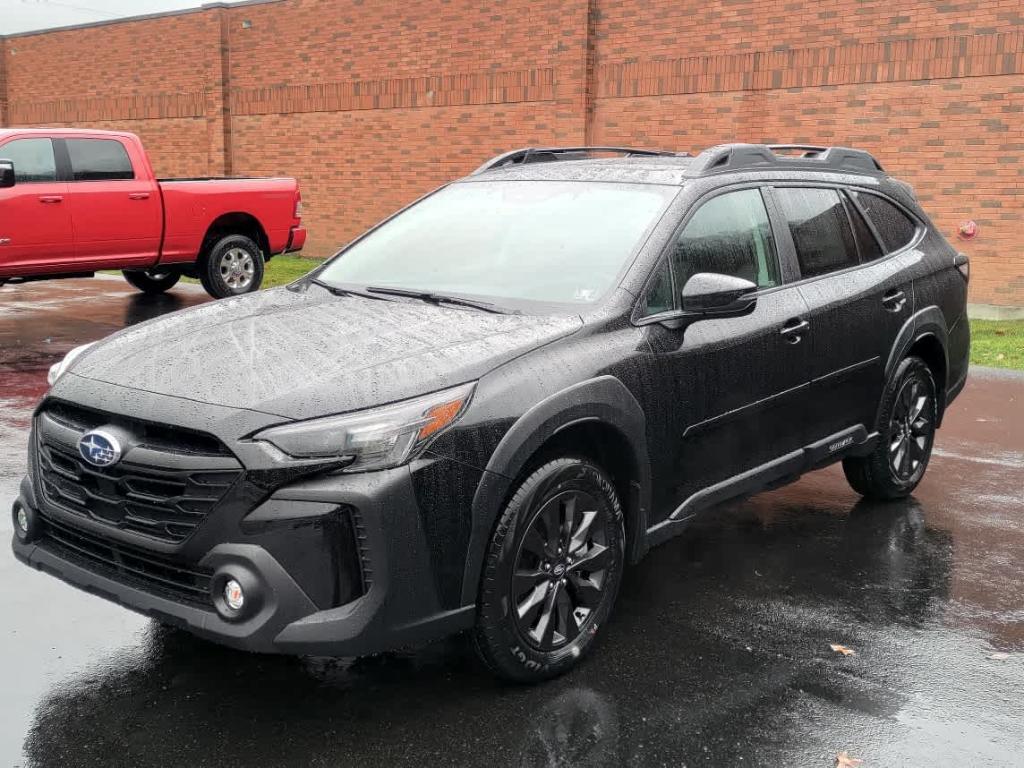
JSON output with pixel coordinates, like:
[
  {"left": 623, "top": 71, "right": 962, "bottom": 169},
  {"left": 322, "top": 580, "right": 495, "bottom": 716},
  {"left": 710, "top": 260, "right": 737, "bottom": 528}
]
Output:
[{"left": 418, "top": 399, "right": 466, "bottom": 440}]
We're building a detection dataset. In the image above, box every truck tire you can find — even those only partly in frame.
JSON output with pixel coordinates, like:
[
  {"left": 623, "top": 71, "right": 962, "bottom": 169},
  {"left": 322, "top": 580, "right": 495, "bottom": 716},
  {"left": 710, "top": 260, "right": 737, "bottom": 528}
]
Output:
[
  {"left": 122, "top": 268, "right": 181, "bottom": 294},
  {"left": 473, "top": 457, "right": 625, "bottom": 683},
  {"left": 842, "top": 356, "right": 938, "bottom": 500},
  {"left": 200, "top": 234, "right": 265, "bottom": 299}
]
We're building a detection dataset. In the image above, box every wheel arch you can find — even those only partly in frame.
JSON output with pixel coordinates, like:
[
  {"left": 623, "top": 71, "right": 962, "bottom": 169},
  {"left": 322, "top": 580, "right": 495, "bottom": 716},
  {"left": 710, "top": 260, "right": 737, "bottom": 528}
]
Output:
[
  {"left": 884, "top": 305, "right": 950, "bottom": 426},
  {"left": 198, "top": 212, "right": 270, "bottom": 267},
  {"left": 460, "top": 376, "right": 651, "bottom": 606}
]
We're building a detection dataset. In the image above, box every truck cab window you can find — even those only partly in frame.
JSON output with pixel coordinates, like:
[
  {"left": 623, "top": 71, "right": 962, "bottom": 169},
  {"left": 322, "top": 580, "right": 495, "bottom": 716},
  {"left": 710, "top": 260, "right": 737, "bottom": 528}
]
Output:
[{"left": 66, "top": 139, "right": 135, "bottom": 181}]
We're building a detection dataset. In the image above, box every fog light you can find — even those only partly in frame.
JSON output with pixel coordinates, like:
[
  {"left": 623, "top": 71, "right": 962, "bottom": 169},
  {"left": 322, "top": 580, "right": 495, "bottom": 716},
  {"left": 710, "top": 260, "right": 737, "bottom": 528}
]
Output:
[
  {"left": 16, "top": 506, "right": 28, "bottom": 533},
  {"left": 223, "top": 578, "right": 245, "bottom": 612}
]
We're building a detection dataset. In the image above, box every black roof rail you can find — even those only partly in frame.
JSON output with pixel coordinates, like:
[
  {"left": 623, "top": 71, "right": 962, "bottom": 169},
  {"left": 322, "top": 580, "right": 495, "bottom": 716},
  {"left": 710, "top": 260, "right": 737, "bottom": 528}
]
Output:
[
  {"left": 471, "top": 146, "right": 681, "bottom": 175},
  {"left": 686, "top": 143, "right": 884, "bottom": 176}
]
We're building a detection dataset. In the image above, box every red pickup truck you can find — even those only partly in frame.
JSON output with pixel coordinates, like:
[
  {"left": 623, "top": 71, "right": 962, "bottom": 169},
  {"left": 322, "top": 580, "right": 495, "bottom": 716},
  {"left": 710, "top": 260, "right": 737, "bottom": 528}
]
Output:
[{"left": 0, "top": 128, "right": 306, "bottom": 298}]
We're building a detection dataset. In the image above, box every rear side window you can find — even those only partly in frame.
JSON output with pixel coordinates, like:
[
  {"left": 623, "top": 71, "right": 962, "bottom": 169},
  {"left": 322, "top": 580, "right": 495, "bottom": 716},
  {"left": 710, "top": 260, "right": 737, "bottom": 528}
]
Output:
[
  {"left": 66, "top": 139, "right": 134, "bottom": 181},
  {"left": 0, "top": 138, "right": 57, "bottom": 183},
  {"left": 775, "top": 187, "right": 858, "bottom": 279},
  {"left": 850, "top": 190, "right": 917, "bottom": 253},
  {"left": 672, "top": 188, "right": 780, "bottom": 289},
  {"left": 843, "top": 194, "right": 884, "bottom": 263}
]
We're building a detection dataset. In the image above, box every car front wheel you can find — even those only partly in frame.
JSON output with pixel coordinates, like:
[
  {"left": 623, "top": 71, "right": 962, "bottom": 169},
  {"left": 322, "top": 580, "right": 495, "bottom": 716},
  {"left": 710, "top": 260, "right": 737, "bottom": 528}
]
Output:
[{"left": 473, "top": 457, "right": 625, "bottom": 683}]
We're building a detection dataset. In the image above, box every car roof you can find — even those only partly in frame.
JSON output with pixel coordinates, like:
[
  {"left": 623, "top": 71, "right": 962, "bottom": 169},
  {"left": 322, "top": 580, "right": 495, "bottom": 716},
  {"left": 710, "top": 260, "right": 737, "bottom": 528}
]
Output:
[
  {"left": 461, "top": 155, "right": 695, "bottom": 186},
  {"left": 460, "top": 144, "right": 891, "bottom": 188}
]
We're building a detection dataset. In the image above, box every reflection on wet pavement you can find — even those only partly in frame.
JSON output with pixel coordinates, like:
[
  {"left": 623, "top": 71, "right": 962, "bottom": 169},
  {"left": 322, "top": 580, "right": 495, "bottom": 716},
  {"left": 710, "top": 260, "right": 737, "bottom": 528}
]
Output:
[{"left": 2, "top": 278, "right": 1022, "bottom": 766}]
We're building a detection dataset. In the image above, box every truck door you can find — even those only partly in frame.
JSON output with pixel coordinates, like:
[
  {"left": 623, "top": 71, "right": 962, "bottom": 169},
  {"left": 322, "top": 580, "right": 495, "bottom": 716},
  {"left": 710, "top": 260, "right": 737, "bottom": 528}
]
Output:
[
  {"left": 0, "top": 137, "right": 75, "bottom": 275},
  {"left": 59, "top": 137, "right": 161, "bottom": 268}
]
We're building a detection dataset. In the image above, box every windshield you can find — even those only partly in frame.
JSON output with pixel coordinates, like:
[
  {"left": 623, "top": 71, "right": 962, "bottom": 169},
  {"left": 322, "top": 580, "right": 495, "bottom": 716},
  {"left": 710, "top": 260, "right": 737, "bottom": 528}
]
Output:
[{"left": 316, "top": 180, "right": 677, "bottom": 307}]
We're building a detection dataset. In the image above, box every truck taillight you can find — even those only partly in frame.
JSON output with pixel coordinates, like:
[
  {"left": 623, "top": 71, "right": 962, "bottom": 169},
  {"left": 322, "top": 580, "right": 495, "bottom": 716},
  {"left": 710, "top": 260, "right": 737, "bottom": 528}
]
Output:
[{"left": 294, "top": 198, "right": 303, "bottom": 219}]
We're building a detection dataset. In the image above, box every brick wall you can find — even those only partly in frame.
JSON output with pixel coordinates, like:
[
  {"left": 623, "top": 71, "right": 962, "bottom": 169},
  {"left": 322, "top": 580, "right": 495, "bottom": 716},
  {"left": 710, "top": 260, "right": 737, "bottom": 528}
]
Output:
[{"left": 1, "top": 0, "right": 1022, "bottom": 306}]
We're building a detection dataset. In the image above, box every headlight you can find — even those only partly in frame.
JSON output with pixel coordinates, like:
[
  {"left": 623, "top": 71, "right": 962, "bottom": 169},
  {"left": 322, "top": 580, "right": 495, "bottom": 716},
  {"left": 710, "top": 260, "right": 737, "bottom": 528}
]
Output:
[
  {"left": 252, "top": 382, "right": 475, "bottom": 472},
  {"left": 47, "top": 343, "right": 95, "bottom": 386}
]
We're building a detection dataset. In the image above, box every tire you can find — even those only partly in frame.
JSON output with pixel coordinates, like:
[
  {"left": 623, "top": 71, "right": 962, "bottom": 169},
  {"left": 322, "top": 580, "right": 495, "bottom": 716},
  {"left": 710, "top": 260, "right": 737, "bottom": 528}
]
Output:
[
  {"left": 843, "top": 356, "right": 938, "bottom": 500},
  {"left": 473, "top": 457, "right": 626, "bottom": 683},
  {"left": 199, "top": 234, "right": 264, "bottom": 299},
  {"left": 122, "top": 268, "right": 180, "bottom": 294}
]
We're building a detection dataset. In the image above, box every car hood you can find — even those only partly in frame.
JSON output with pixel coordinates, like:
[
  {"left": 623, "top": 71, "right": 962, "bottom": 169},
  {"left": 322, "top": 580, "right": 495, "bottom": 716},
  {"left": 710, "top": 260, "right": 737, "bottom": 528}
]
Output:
[{"left": 68, "top": 286, "right": 582, "bottom": 420}]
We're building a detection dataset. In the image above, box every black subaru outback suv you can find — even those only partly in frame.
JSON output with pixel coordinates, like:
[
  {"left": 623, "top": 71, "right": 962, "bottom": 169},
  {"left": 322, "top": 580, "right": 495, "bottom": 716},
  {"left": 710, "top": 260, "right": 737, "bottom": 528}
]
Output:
[{"left": 13, "top": 144, "right": 969, "bottom": 682}]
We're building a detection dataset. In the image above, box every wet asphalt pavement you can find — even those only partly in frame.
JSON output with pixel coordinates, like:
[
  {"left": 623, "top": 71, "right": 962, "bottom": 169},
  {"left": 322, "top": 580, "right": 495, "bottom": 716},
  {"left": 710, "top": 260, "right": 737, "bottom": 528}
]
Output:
[{"left": 1, "top": 277, "right": 1023, "bottom": 768}]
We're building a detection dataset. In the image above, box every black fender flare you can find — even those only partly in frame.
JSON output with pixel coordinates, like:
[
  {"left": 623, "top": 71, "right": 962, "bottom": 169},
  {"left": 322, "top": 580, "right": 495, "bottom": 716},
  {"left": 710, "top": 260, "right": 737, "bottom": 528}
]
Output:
[
  {"left": 459, "top": 375, "right": 651, "bottom": 606},
  {"left": 881, "top": 304, "right": 950, "bottom": 425}
]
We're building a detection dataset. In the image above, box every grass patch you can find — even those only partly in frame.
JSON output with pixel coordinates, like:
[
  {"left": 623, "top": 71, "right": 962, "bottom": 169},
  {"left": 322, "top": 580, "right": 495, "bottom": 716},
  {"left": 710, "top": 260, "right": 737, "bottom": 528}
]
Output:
[{"left": 970, "top": 319, "right": 1024, "bottom": 370}]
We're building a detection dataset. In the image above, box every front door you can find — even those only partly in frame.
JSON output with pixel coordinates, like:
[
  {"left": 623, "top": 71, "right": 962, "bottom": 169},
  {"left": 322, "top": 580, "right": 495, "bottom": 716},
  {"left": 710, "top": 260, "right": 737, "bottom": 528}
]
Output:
[
  {"left": 0, "top": 137, "right": 75, "bottom": 275},
  {"left": 638, "top": 187, "right": 813, "bottom": 528}
]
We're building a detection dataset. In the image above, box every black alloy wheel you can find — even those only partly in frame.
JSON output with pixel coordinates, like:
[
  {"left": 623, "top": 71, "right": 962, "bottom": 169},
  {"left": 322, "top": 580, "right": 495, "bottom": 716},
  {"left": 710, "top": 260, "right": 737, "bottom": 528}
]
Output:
[
  {"left": 473, "top": 457, "right": 625, "bottom": 682},
  {"left": 512, "top": 488, "right": 613, "bottom": 651}
]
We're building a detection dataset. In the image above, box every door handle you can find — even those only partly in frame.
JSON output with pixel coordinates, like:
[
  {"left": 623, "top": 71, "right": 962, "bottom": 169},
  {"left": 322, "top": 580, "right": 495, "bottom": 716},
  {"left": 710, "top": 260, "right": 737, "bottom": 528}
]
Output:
[
  {"left": 128, "top": 192, "right": 151, "bottom": 200},
  {"left": 882, "top": 289, "right": 906, "bottom": 312},
  {"left": 780, "top": 318, "right": 810, "bottom": 344},
  {"left": 38, "top": 195, "right": 64, "bottom": 204}
]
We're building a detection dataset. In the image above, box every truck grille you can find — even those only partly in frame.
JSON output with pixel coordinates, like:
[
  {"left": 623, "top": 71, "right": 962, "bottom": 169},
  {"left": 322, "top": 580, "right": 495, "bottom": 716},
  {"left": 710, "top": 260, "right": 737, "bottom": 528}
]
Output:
[
  {"left": 35, "top": 402, "right": 242, "bottom": 545},
  {"left": 38, "top": 513, "right": 213, "bottom": 607}
]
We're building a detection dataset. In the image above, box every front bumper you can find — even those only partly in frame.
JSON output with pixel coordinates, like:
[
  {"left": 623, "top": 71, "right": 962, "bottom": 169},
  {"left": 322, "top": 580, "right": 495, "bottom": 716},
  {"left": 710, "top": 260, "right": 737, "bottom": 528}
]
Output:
[{"left": 13, "top": 463, "right": 475, "bottom": 656}]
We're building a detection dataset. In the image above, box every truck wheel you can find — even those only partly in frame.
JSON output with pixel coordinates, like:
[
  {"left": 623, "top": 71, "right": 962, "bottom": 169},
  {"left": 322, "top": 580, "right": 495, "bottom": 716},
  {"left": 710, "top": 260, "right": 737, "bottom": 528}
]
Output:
[
  {"left": 200, "top": 235, "right": 264, "bottom": 299},
  {"left": 122, "top": 269, "right": 180, "bottom": 294},
  {"left": 843, "top": 356, "right": 938, "bottom": 500},
  {"left": 473, "top": 458, "right": 625, "bottom": 683}
]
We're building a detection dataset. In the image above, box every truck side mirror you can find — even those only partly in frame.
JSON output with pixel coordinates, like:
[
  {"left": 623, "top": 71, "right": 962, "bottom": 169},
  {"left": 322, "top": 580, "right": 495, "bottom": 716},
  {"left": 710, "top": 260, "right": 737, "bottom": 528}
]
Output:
[{"left": 0, "top": 160, "right": 15, "bottom": 189}]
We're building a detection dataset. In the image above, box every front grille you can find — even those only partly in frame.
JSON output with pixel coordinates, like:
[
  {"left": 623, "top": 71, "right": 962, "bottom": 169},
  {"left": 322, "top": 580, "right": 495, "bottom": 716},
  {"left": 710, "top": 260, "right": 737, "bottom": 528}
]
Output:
[
  {"left": 35, "top": 402, "right": 243, "bottom": 545},
  {"left": 38, "top": 513, "right": 214, "bottom": 607}
]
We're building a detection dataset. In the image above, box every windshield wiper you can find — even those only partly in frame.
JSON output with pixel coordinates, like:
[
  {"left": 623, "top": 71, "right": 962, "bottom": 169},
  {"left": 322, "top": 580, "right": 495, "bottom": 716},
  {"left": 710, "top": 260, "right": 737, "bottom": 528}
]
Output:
[
  {"left": 365, "top": 286, "right": 514, "bottom": 314},
  {"left": 311, "top": 278, "right": 392, "bottom": 301}
]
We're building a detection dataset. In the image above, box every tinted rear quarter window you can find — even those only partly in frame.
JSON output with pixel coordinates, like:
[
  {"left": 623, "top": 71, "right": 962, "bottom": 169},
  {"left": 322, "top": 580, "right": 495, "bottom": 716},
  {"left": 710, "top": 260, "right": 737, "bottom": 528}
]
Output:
[
  {"left": 0, "top": 138, "right": 57, "bottom": 182},
  {"left": 850, "top": 190, "right": 917, "bottom": 253},
  {"left": 66, "top": 139, "right": 134, "bottom": 181},
  {"left": 774, "top": 187, "right": 858, "bottom": 279}
]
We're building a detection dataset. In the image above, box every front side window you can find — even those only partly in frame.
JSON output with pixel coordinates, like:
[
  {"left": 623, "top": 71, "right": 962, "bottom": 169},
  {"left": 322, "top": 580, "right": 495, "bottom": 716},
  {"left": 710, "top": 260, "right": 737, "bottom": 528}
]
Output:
[
  {"left": 775, "top": 187, "right": 858, "bottom": 279},
  {"left": 672, "top": 188, "right": 780, "bottom": 289},
  {"left": 317, "top": 180, "right": 677, "bottom": 307},
  {"left": 66, "top": 139, "right": 134, "bottom": 181},
  {"left": 850, "top": 190, "right": 917, "bottom": 253},
  {"left": 0, "top": 138, "right": 57, "bottom": 183}
]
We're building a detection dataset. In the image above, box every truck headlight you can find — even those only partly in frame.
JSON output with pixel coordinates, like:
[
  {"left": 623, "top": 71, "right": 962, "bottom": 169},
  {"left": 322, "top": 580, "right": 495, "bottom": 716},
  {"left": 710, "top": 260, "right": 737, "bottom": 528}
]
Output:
[
  {"left": 252, "top": 382, "right": 475, "bottom": 472},
  {"left": 47, "top": 343, "right": 95, "bottom": 386}
]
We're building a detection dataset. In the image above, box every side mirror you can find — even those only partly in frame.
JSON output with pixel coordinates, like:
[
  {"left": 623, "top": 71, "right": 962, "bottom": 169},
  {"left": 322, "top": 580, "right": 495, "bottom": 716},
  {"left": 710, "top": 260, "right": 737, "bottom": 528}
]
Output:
[
  {"left": 0, "top": 160, "right": 14, "bottom": 189},
  {"left": 681, "top": 272, "right": 757, "bottom": 317}
]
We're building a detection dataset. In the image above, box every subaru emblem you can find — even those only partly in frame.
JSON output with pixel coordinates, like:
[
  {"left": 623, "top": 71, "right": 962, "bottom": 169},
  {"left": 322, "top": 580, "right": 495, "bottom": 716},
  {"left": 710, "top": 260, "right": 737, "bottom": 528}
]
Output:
[{"left": 78, "top": 430, "right": 122, "bottom": 468}]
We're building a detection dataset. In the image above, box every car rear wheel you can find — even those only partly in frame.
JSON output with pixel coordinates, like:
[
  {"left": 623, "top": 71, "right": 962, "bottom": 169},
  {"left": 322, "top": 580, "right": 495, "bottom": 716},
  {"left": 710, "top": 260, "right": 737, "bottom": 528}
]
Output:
[
  {"left": 473, "top": 457, "right": 625, "bottom": 683},
  {"left": 122, "top": 268, "right": 181, "bottom": 294},
  {"left": 200, "top": 234, "right": 264, "bottom": 299},
  {"left": 843, "top": 355, "right": 937, "bottom": 499}
]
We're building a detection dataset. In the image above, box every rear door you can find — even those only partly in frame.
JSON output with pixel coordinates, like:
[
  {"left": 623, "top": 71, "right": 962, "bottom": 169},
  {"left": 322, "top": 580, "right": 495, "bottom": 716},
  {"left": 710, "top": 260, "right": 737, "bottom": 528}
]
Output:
[
  {"left": 60, "top": 137, "right": 162, "bottom": 268},
  {"left": 0, "top": 136, "right": 74, "bottom": 275},
  {"left": 639, "top": 186, "right": 813, "bottom": 525},
  {"left": 770, "top": 185, "right": 916, "bottom": 442}
]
